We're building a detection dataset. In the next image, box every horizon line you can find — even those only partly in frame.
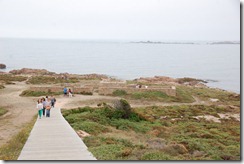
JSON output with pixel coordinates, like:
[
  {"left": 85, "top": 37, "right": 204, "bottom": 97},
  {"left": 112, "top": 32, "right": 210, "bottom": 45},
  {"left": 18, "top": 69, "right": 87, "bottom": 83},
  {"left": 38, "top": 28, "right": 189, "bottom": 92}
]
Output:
[{"left": 0, "top": 37, "right": 240, "bottom": 43}]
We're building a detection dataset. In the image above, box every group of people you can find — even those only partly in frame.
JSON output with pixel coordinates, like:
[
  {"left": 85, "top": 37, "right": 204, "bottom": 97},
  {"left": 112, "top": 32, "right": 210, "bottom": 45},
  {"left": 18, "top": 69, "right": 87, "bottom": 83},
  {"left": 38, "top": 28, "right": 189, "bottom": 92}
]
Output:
[
  {"left": 63, "top": 87, "right": 73, "bottom": 97},
  {"left": 36, "top": 96, "right": 56, "bottom": 119}
]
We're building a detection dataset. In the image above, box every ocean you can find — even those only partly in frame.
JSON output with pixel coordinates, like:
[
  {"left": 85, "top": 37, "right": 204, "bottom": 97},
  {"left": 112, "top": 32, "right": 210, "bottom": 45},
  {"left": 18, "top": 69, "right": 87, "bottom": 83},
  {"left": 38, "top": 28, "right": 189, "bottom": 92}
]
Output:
[{"left": 0, "top": 38, "right": 240, "bottom": 93}]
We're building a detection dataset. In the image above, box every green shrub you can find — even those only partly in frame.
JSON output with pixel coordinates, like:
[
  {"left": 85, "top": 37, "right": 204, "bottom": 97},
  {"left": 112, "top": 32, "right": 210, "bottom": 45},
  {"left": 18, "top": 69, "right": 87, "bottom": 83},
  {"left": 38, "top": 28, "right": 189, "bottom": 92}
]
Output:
[
  {"left": 141, "top": 151, "right": 175, "bottom": 160},
  {"left": 112, "top": 90, "right": 127, "bottom": 96},
  {"left": 20, "top": 90, "right": 62, "bottom": 97},
  {"left": 72, "top": 121, "right": 110, "bottom": 135},
  {"left": 89, "top": 144, "right": 126, "bottom": 160},
  {"left": 110, "top": 119, "right": 151, "bottom": 133},
  {"left": 0, "top": 107, "right": 7, "bottom": 116}
]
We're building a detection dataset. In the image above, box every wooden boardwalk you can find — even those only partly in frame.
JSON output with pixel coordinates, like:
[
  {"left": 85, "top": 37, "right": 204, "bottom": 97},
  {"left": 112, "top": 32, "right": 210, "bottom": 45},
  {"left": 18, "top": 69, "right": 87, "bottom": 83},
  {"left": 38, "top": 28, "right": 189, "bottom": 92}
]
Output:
[{"left": 18, "top": 108, "right": 96, "bottom": 160}]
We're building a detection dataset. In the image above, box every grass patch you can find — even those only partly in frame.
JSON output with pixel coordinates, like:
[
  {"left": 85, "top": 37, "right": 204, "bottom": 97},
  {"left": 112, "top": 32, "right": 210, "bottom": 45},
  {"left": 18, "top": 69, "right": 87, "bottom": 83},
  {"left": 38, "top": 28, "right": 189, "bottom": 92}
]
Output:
[
  {"left": 130, "top": 89, "right": 194, "bottom": 103},
  {"left": 26, "top": 76, "right": 79, "bottom": 84},
  {"left": 0, "top": 107, "right": 8, "bottom": 116},
  {"left": 178, "top": 85, "right": 240, "bottom": 102},
  {"left": 0, "top": 74, "right": 27, "bottom": 83},
  {"left": 0, "top": 115, "right": 36, "bottom": 160},
  {"left": 20, "top": 90, "right": 62, "bottom": 97},
  {"left": 109, "top": 87, "right": 194, "bottom": 103},
  {"left": 0, "top": 85, "right": 5, "bottom": 89}
]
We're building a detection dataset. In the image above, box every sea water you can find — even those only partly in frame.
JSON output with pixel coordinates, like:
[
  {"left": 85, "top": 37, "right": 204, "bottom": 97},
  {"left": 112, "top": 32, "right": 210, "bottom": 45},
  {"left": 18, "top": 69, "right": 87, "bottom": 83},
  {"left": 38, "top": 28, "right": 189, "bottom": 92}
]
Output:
[{"left": 0, "top": 38, "right": 240, "bottom": 93}]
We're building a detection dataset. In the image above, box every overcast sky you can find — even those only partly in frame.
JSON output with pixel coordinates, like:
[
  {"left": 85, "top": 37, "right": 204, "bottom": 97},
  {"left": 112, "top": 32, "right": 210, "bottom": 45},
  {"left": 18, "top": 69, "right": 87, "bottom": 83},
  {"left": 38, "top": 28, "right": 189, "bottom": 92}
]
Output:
[{"left": 0, "top": 0, "right": 240, "bottom": 41}]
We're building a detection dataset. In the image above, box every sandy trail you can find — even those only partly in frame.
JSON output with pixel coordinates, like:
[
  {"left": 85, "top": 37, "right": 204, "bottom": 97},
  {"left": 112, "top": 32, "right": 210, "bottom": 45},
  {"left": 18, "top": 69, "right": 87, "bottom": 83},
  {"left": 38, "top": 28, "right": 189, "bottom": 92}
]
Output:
[{"left": 0, "top": 82, "right": 36, "bottom": 147}]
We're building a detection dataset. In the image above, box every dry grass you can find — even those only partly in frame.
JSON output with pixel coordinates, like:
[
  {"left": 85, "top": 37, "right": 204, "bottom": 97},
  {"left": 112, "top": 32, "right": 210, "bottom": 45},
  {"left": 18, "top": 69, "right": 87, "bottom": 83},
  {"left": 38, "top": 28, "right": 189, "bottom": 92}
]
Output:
[{"left": 0, "top": 115, "right": 36, "bottom": 160}]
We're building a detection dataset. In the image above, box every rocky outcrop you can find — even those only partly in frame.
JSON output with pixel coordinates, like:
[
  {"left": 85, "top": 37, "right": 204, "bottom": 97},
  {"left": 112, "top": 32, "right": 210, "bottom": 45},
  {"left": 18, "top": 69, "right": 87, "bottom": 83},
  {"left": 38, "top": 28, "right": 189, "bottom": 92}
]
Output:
[
  {"left": 79, "top": 73, "right": 109, "bottom": 80},
  {"left": 134, "top": 76, "right": 176, "bottom": 84},
  {"left": 134, "top": 76, "right": 207, "bottom": 87},
  {"left": 76, "top": 130, "right": 90, "bottom": 139},
  {"left": 176, "top": 77, "right": 207, "bottom": 85},
  {"left": 9, "top": 68, "right": 55, "bottom": 75},
  {"left": 0, "top": 64, "right": 6, "bottom": 69}
]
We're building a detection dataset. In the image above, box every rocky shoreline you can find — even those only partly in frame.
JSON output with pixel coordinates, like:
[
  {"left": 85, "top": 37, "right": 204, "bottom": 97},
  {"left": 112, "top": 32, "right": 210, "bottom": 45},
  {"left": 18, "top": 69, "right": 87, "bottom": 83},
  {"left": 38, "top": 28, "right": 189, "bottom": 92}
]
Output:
[{"left": 2, "top": 68, "right": 208, "bottom": 86}]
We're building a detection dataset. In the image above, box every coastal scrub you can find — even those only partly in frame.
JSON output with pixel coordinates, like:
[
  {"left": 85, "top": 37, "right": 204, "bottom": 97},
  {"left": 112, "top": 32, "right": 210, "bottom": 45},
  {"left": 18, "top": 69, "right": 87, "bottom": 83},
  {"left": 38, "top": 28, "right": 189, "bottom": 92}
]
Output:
[{"left": 62, "top": 103, "right": 240, "bottom": 160}]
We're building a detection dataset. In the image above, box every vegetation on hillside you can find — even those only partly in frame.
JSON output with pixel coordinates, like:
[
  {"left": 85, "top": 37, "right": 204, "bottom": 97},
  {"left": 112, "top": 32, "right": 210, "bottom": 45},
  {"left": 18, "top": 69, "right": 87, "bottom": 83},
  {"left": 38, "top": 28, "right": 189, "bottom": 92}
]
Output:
[
  {"left": 0, "top": 74, "right": 27, "bottom": 83},
  {"left": 111, "top": 87, "right": 194, "bottom": 103},
  {"left": 62, "top": 100, "right": 240, "bottom": 160},
  {"left": 20, "top": 90, "right": 62, "bottom": 97},
  {"left": 26, "top": 76, "right": 79, "bottom": 84}
]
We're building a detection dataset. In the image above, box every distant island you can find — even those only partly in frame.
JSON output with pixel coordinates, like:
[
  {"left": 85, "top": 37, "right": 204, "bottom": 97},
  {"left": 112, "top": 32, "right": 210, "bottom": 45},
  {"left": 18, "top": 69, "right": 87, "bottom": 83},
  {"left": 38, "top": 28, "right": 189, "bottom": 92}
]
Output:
[{"left": 132, "top": 40, "right": 240, "bottom": 45}]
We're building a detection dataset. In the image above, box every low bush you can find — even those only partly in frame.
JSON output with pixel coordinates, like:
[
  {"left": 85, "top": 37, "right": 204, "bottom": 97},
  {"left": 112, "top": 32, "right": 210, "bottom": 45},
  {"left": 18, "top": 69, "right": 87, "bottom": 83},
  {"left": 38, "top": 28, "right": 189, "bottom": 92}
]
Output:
[
  {"left": 0, "top": 107, "right": 7, "bottom": 116},
  {"left": 20, "top": 90, "right": 62, "bottom": 97},
  {"left": 63, "top": 102, "right": 240, "bottom": 160},
  {"left": 140, "top": 151, "right": 176, "bottom": 160},
  {"left": 72, "top": 121, "right": 110, "bottom": 135},
  {"left": 112, "top": 90, "right": 127, "bottom": 96}
]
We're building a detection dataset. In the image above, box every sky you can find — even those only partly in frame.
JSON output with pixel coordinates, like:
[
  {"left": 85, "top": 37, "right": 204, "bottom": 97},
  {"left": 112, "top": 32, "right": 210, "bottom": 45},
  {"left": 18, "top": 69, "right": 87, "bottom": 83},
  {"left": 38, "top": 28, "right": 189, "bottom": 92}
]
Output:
[{"left": 0, "top": 0, "right": 240, "bottom": 41}]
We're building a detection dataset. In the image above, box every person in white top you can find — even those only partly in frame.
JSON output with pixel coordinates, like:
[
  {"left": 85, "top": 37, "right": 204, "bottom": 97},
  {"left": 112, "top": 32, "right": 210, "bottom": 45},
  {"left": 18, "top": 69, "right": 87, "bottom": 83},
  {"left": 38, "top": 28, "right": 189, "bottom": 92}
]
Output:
[
  {"left": 68, "top": 88, "right": 73, "bottom": 97},
  {"left": 36, "top": 99, "right": 43, "bottom": 119}
]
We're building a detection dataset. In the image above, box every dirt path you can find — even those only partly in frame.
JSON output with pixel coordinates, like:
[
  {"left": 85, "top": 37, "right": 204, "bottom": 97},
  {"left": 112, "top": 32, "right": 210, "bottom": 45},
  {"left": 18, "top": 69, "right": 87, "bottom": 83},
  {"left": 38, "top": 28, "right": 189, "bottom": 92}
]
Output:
[{"left": 0, "top": 82, "right": 36, "bottom": 147}]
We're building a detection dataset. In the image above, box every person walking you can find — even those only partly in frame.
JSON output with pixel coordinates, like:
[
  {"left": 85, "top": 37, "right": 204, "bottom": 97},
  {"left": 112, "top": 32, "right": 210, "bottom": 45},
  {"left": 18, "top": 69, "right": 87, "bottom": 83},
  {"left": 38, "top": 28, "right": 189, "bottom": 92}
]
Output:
[
  {"left": 36, "top": 99, "right": 43, "bottom": 119},
  {"left": 45, "top": 98, "right": 52, "bottom": 117},
  {"left": 68, "top": 88, "right": 73, "bottom": 97},
  {"left": 42, "top": 97, "right": 46, "bottom": 117},
  {"left": 51, "top": 96, "right": 56, "bottom": 108},
  {"left": 63, "top": 87, "right": 67, "bottom": 97}
]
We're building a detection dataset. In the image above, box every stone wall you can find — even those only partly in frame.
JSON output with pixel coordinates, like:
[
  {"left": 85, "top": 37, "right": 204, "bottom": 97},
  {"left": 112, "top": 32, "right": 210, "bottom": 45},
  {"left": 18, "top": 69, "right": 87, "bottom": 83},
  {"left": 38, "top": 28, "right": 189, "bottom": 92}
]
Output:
[
  {"left": 30, "top": 86, "right": 64, "bottom": 93},
  {"left": 29, "top": 86, "right": 93, "bottom": 94},
  {"left": 74, "top": 87, "right": 93, "bottom": 94}
]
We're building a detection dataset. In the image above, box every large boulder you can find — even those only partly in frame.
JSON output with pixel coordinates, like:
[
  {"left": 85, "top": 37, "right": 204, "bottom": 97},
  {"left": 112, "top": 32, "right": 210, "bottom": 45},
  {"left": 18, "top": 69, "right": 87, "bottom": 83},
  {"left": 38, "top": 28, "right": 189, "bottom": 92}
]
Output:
[{"left": 0, "top": 64, "right": 6, "bottom": 69}]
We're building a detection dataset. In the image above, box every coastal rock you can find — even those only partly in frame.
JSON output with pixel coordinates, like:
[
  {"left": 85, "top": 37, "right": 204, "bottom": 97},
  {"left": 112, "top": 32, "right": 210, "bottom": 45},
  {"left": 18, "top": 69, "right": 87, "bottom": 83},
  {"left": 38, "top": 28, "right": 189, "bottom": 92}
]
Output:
[
  {"left": 9, "top": 68, "right": 55, "bottom": 75},
  {"left": 209, "top": 98, "right": 219, "bottom": 102},
  {"left": 192, "top": 150, "right": 206, "bottom": 157},
  {"left": 79, "top": 73, "right": 109, "bottom": 80},
  {"left": 76, "top": 130, "right": 90, "bottom": 139},
  {"left": 176, "top": 77, "right": 207, "bottom": 85},
  {"left": 134, "top": 76, "right": 176, "bottom": 84},
  {"left": 0, "top": 64, "right": 6, "bottom": 69}
]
